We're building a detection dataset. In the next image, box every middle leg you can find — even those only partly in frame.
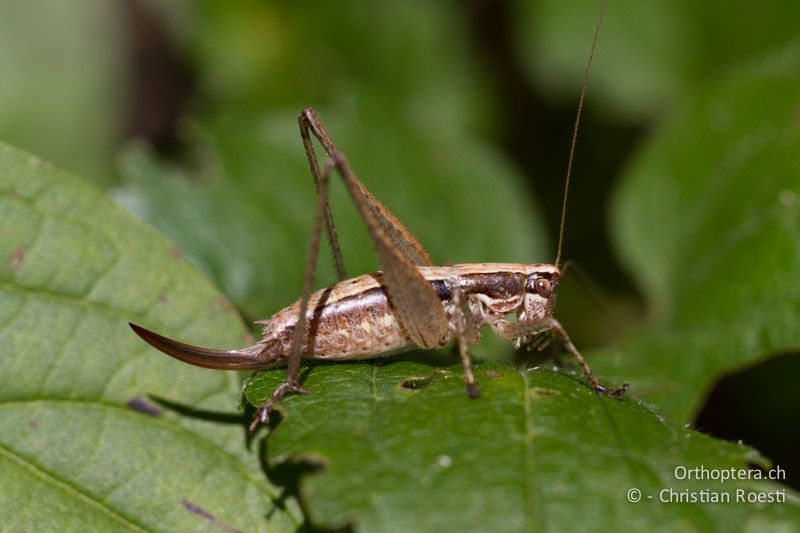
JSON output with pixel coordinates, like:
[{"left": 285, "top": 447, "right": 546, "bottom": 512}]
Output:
[{"left": 450, "top": 286, "right": 481, "bottom": 398}]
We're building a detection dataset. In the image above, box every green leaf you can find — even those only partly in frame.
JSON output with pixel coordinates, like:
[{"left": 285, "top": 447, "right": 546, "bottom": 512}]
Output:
[
  {"left": 0, "top": 143, "right": 300, "bottom": 530},
  {"left": 180, "top": 2, "right": 491, "bottom": 131},
  {"left": 598, "top": 45, "right": 800, "bottom": 419},
  {"left": 514, "top": 0, "right": 800, "bottom": 121},
  {"left": 0, "top": 0, "right": 125, "bottom": 186},
  {"left": 245, "top": 361, "right": 800, "bottom": 531}
]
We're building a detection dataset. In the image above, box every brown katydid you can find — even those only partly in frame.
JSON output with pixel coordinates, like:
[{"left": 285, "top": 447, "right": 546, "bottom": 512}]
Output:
[{"left": 129, "top": 0, "right": 626, "bottom": 431}]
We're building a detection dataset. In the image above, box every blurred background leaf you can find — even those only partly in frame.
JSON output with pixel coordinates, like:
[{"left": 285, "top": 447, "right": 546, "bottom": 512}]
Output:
[
  {"left": 516, "top": 0, "right": 800, "bottom": 122},
  {"left": 0, "top": 0, "right": 127, "bottom": 186},
  {"left": 591, "top": 43, "right": 800, "bottom": 452}
]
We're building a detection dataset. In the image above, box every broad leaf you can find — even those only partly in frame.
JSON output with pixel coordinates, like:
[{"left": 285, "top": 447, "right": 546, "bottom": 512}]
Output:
[
  {"left": 515, "top": 0, "right": 800, "bottom": 120},
  {"left": 246, "top": 361, "right": 800, "bottom": 531},
  {"left": 0, "top": 143, "right": 300, "bottom": 530},
  {"left": 597, "top": 45, "right": 800, "bottom": 419}
]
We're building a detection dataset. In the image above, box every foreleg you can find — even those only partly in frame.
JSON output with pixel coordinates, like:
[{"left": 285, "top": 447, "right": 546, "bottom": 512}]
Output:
[{"left": 490, "top": 316, "right": 627, "bottom": 397}]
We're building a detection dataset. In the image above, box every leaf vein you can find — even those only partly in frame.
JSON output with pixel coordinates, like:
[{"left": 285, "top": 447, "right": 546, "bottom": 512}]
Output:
[{"left": 0, "top": 442, "right": 148, "bottom": 531}]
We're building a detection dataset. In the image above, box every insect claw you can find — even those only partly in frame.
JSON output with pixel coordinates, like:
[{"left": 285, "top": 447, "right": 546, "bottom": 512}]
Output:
[
  {"left": 610, "top": 383, "right": 629, "bottom": 397},
  {"left": 249, "top": 407, "right": 270, "bottom": 433},
  {"left": 248, "top": 379, "right": 311, "bottom": 433},
  {"left": 291, "top": 384, "right": 310, "bottom": 394},
  {"left": 593, "top": 382, "right": 628, "bottom": 398}
]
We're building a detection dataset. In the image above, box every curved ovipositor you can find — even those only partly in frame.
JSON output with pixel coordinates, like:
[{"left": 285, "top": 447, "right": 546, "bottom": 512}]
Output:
[{"left": 128, "top": 323, "right": 269, "bottom": 370}]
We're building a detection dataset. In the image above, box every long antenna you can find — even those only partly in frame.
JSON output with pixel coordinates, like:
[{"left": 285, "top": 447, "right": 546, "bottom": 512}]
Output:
[{"left": 554, "top": 0, "right": 607, "bottom": 267}]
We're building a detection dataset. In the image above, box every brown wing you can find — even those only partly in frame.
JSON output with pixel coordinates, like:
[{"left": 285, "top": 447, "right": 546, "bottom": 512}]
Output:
[
  {"left": 330, "top": 152, "right": 449, "bottom": 349},
  {"left": 351, "top": 178, "right": 433, "bottom": 266}
]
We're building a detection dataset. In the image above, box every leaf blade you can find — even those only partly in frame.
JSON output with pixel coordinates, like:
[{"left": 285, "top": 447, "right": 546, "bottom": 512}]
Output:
[
  {"left": 0, "top": 142, "right": 301, "bottom": 530},
  {"left": 245, "top": 361, "right": 799, "bottom": 531}
]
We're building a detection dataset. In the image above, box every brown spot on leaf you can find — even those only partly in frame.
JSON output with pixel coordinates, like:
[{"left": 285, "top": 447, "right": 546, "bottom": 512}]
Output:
[
  {"left": 169, "top": 246, "right": 183, "bottom": 260},
  {"left": 400, "top": 376, "right": 429, "bottom": 391},
  {"left": 126, "top": 397, "right": 162, "bottom": 416},
  {"left": 399, "top": 370, "right": 448, "bottom": 391},
  {"left": 181, "top": 500, "right": 242, "bottom": 533},
  {"left": 9, "top": 246, "right": 25, "bottom": 272},
  {"left": 484, "top": 370, "right": 504, "bottom": 378},
  {"left": 779, "top": 189, "right": 796, "bottom": 209},
  {"left": 210, "top": 294, "right": 237, "bottom": 316},
  {"left": 529, "top": 386, "right": 560, "bottom": 398}
]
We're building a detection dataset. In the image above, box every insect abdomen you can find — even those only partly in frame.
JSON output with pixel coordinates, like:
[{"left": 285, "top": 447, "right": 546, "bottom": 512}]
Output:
[{"left": 260, "top": 274, "right": 415, "bottom": 361}]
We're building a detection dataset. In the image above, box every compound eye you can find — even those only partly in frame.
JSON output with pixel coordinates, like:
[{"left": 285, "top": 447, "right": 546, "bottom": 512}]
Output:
[{"left": 534, "top": 278, "right": 552, "bottom": 298}]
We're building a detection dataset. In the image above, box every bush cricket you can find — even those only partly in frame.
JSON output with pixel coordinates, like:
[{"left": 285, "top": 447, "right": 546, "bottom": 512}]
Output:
[{"left": 130, "top": 0, "right": 626, "bottom": 431}]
